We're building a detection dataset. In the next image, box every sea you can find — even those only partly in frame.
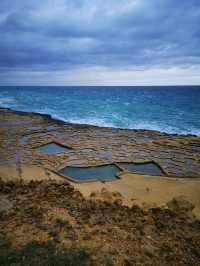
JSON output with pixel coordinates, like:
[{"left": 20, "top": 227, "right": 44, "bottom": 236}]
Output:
[{"left": 0, "top": 86, "right": 200, "bottom": 136}]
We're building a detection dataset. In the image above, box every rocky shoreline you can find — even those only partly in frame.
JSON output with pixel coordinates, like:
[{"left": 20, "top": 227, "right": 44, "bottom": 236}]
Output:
[
  {"left": 0, "top": 107, "right": 200, "bottom": 265},
  {"left": 0, "top": 107, "right": 200, "bottom": 178},
  {"left": 0, "top": 179, "right": 200, "bottom": 266}
]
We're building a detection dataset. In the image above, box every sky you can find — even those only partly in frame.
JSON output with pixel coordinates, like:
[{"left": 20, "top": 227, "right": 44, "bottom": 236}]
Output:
[{"left": 0, "top": 0, "right": 200, "bottom": 85}]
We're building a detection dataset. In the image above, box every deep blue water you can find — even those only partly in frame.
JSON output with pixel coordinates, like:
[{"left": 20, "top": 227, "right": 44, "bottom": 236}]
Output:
[{"left": 0, "top": 86, "right": 200, "bottom": 136}]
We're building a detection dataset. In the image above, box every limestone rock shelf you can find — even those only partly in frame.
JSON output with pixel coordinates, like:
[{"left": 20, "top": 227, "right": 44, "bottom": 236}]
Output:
[{"left": 0, "top": 107, "right": 200, "bottom": 178}]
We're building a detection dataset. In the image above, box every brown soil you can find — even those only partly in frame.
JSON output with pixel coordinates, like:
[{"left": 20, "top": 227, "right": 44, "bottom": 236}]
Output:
[
  {"left": 1, "top": 108, "right": 200, "bottom": 265},
  {"left": 73, "top": 172, "right": 200, "bottom": 219},
  {"left": 0, "top": 179, "right": 200, "bottom": 266}
]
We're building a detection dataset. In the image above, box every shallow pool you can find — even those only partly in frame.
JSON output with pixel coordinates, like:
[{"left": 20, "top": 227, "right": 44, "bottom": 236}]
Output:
[
  {"left": 59, "top": 164, "right": 121, "bottom": 181},
  {"left": 37, "top": 143, "right": 69, "bottom": 154},
  {"left": 118, "top": 162, "right": 164, "bottom": 176}
]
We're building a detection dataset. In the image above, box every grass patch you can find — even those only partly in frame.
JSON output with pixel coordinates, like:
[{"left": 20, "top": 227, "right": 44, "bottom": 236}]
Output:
[{"left": 0, "top": 241, "right": 95, "bottom": 266}]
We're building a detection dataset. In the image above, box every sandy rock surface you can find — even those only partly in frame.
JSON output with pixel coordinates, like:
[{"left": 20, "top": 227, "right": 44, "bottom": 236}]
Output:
[{"left": 0, "top": 108, "right": 200, "bottom": 178}]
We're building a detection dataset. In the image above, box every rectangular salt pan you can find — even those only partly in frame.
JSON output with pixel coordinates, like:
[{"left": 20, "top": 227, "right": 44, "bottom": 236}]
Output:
[
  {"left": 59, "top": 164, "right": 120, "bottom": 181},
  {"left": 118, "top": 162, "right": 164, "bottom": 176}
]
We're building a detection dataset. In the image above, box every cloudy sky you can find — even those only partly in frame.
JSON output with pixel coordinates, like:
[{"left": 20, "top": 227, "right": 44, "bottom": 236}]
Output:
[{"left": 0, "top": 0, "right": 200, "bottom": 85}]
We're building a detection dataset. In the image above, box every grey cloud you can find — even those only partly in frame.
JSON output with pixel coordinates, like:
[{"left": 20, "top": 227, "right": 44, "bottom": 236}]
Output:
[{"left": 0, "top": 0, "right": 200, "bottom": 75}]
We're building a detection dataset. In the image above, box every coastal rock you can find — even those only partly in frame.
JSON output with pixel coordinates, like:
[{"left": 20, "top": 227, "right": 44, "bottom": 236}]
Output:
[
  {"left": 143, "top": 243, "right": 158, "bottom": 257},
  {"left": 0, "top": 195, "right": 13, "bottom": 214},
  {"left": 167, "top": 196, "right": 195, "bottom": 215},
  {"left": 90, "top": 188, "right": 123, "bottom": 205},
  {"left": 0, "top": 108, "right": 200, "bottom": 179},
  {"left": 0, "top": 179, "right": 199, "bottom": 266}
]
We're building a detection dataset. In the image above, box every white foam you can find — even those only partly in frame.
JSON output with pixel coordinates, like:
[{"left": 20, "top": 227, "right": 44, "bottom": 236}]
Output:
[
  {"left": 66, "top": 117, "right": 116, "bottom": 128},
  {"left": 128, "top": 121, "right": 200, "bottom": 136},
  {"left": 36, "top": 107, "right": 56, "bottom": 116},
  {"left": 0, "top": 96, "right": 15, "bottom": 106},
  {"left": 50, "top": 114, "right": 200, "bottom": 136},
  {"left": 1, "top": 100, "right": 199, "bottom": 136},
  {"left": 36, "top": 111, "right": 115, "bottom": 128}
]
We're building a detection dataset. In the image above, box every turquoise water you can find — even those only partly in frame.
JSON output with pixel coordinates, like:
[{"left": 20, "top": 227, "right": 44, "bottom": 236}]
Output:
[
  {"left": 118, "top": 162, "right": 165, "bottom": 176},
  {"left": 0, "top": 86, "right": 200, "bottom": 135},
  {"left": 37, "top": 143, "right": 69, "bottom": 154},
  {"left": 59, "top": 165, "right": 120, "bottom": 181}
]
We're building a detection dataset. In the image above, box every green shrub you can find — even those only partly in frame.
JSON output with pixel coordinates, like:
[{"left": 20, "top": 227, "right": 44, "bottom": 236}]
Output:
[{"left": 0, "top": 241, "right": 95, "bottom": 266}]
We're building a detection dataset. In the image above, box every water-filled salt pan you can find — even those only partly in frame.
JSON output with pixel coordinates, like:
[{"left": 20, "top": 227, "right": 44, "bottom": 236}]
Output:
[
  {"left": 37, "top": 142, "right": 69, "bottom": 154},
  {"left": 118, "top": 162, "right": 164, "bottom": 176},
  {"left": 59, "top": 164, "right": 121, "bottom": 181}
]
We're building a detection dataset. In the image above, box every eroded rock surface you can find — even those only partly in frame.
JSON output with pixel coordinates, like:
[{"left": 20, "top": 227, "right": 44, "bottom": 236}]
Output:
[
  {"left": 0, "top": 179, "right": 199, "bottom": 266},
  {"left": 0, "top": 108, "right": 200, "bottom": 178},
  {"left": 1, "top": 108, "right": 200, "bottom": 265}
]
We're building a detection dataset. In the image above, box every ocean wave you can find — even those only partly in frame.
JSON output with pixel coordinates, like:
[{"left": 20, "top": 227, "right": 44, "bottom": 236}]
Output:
[
  {"left": 0, "top": 86, "right": 199, "bottom": 136},
  {"left": 1, "top": 102, "right": 200, "bottom": 136},
  {"left": 56, "top": 116, "right": 116, "bottom": 128},
  {"left": 0, "top": 96, "right": 15, "bottom": 107},
  {"left": 33, "top": 108, "right": 116, "bottom": 128},
  {"left": 1, "top": 102, "right": 199, "bottom": 136},
  {"left": 128, "top": 121, "right": 200, "bottom": 136},
  {"left": 35, "top": 107, "right": 56, "bottom": 116},
  {"left": 50, "top": 114, "right": 200, "bottom": 136}
]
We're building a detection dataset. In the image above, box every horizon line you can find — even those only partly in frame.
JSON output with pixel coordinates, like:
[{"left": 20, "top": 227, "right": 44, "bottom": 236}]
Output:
[{"left": 0, "top": 85, "right": 200, "bottom": 87}]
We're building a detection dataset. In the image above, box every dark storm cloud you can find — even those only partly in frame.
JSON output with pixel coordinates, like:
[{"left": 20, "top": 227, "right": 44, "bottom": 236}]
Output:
[{"left": 0, "top": 0, "right": 200, "bottom": 72}]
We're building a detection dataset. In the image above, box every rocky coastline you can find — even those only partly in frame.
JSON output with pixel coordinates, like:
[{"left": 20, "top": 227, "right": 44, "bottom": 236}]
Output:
[
  {"left": 0, "top": 107, "right": 200, "bottom": 265},
  {"left": 0, "top": 107, "right": 200, "bottom": 178}
]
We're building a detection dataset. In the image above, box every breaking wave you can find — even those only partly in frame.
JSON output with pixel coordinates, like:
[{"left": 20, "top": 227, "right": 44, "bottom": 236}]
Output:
[{"left": 0, "top": 86, "right": 200, "bottom": 136}]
